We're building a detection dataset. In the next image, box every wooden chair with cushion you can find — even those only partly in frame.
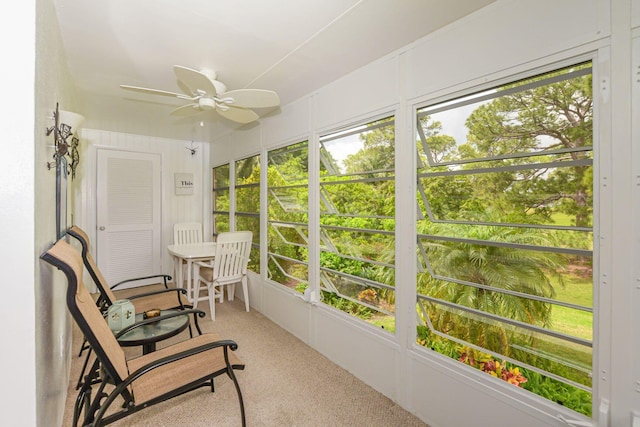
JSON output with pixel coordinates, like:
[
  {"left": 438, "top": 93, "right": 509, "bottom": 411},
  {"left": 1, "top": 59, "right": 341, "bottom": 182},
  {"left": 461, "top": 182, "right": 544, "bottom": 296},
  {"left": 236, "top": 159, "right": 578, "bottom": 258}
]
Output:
[
  {"left": 41, "top": 239, "right": 246, "bottom": 427},
  {"left": 193, "top": 231, "right": 253, "bottom": 320}
]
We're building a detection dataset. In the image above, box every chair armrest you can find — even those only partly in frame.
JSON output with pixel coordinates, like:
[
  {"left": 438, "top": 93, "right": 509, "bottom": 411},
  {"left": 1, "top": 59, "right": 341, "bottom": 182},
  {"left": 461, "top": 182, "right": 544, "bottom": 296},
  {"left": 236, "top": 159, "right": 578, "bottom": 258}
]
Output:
[
  {"left": 127, "top": 287, "right": 188, "bottom": 302},
  {"left": 194, "top": 260, "right": 213, "bottom": 268},
  {"left": 124, "top": 338, "right": 240, "bottom": 385},
  {"left": 111, "top": 274, "right": 172, "bottom": 290}
]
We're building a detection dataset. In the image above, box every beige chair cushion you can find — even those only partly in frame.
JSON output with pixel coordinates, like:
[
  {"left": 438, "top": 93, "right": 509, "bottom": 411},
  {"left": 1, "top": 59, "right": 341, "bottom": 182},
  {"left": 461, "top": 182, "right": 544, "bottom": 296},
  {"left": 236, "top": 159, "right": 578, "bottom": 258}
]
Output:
[
  {"left": 127, "top": 333, "right": 243, "bottom": 403},
  {"left": 47, "top": 240, "right": 130, "bottom": 384}
]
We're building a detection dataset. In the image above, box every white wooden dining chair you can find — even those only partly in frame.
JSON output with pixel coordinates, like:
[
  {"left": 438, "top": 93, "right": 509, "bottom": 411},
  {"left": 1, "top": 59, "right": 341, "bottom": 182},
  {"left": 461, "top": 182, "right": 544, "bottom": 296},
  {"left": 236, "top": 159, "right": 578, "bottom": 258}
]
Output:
[
  {"left": 173, "top": 222, "right": 203, "bottom": 245},
  {"left": 172, "top": 222, "right": 203, "bottom": 290},
  {"left": 193, "top": 231, "right": 253, "bottom": 320}
]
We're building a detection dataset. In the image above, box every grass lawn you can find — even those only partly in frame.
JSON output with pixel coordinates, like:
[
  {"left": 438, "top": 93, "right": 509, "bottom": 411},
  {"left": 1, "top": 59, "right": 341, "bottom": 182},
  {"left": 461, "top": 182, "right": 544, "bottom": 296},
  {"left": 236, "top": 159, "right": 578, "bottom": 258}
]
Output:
[
  {"left": 366, "top": 271, "right": 593, "bottom": 341},
  {"left": 549, "top": 274, "right": 593, "bottom": 341},
  {"left": 529, "top": 272, "right": 593, "bottom": 379},
  {"left": 551, "top": 212, "right": 575, "bottom": 226},
  {"left": 370, "top": 315, "right": 395, "bottom": 333}
]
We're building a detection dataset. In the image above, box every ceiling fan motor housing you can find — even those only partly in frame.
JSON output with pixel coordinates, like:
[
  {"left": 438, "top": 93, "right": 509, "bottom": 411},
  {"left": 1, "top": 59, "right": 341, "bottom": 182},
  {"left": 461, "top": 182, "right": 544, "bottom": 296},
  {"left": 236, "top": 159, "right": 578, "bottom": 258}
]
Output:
[
  {"left": 198, "top": 97, "right": 216, "bottom": 110},
  {"left": 211, "top": 79, "right": 227, "bottom": 95}
]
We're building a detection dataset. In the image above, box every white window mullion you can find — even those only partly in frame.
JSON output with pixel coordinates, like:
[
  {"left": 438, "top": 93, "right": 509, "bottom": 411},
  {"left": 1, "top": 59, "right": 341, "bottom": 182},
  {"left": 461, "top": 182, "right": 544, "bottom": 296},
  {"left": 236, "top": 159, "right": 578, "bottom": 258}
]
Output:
[
  {"left": 260, "top": 144, "right": 268, "bottom": 281},
  {"left": 592, "top": 46, "right": 611, "bottom": 424},
  {"left": 307, "top": 126, "right": 321, "bottom": 304},
  {"left": 628, "top": 33, "right": 640, "bottom": 421},
  {"left": 394, "top": 100, "right": 416, "bottom": 408},
  {"left": 229, "top": 160, "right": 235, "bottom": 231}
]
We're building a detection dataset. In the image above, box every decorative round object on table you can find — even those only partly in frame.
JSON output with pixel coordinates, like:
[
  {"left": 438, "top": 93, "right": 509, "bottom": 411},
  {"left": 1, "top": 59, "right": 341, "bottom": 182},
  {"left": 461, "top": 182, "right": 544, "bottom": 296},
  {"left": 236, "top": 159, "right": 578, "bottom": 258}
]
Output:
[
  {"left": 107, "top": 299, "right": 136, "bottom": 332},
  {"left": 143, "top": 308, "right": 161, "bottom": 321}
]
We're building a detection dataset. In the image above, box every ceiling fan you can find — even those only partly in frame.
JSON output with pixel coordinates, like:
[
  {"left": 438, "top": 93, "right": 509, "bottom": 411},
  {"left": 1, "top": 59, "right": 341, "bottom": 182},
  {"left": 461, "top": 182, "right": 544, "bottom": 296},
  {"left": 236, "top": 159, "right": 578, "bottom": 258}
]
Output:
[{"left": 120, "top": 65, "right": 280, "bottom": 124}]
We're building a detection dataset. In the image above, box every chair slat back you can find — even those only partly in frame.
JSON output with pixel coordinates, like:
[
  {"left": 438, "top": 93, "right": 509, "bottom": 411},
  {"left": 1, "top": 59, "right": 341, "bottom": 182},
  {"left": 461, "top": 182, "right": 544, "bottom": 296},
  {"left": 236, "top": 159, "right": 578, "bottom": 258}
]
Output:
[
  {"left": 174, "top": 222, "right": 203, "bottom": 245},
  {"left": 41, "top": 240, "right": 129, "bottom": 384},
  {"left": 212, "top": 231, "right": 252, "bottom": 283},
  {"left": 68, "top": 225, "right": 118, "bottom": 305}
]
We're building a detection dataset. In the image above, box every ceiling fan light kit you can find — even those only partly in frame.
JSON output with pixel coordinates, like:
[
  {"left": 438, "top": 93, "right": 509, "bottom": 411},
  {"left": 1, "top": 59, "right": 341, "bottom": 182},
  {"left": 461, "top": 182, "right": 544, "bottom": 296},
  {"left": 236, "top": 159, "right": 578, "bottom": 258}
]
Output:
[
  {"left": 198, "top": 97, "right": 216, "bottom": 110},
  {"left": 120, "top": 65, "right": 279, "bottom": 124}
]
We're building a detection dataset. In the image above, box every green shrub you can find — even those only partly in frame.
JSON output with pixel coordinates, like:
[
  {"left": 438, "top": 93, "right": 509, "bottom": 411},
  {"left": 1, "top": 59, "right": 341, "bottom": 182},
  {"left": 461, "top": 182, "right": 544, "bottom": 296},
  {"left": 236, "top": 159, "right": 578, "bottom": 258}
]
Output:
[
  {"left": 322, "top": 290, "right": 374, "bottom": 319},
  {"left": 416, "top": 326, "right": 592, "bottom": 417}
]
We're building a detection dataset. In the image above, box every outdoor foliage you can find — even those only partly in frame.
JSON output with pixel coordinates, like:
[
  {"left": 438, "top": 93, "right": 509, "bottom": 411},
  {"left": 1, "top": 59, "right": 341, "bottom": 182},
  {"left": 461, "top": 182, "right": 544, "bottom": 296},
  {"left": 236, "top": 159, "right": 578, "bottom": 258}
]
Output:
[
  {"left": 267, "top": 142, "right": 310, "bottom": 290},
  {"left": 317, "top": 117, "right": 397, "bottom": 320},
  {"left": 231, "top": 63, "right": 595, "bottom": 416},
  {"left": 415, "top": 63, "right": 594, "bottom": 415},
  {"left": 235, "top": 155, "right": 261, "bottom": 272},
  {"left": 213, "top": 163, "right": 230, "bottom": 235},
  {"left": 416, "top": 326, "right": 591, "bottom": 416}
]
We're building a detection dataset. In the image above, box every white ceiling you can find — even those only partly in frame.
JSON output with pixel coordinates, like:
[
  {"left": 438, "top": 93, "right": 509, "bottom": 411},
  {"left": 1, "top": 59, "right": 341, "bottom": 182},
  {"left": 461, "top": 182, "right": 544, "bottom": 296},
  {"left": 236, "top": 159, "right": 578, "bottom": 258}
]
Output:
[{"left": 53, "top": 0, "right": 494, "bottom": 140}]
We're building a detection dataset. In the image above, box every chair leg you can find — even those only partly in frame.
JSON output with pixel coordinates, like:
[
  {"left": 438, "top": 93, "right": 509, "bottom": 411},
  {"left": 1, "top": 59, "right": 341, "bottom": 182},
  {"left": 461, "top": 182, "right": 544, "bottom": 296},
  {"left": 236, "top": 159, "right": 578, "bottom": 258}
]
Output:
[
  {"left": 73, "top": 382, "right": 89, "bottom": 427},
  {"left": 228, "top": 283, "right": 235, "bottom": 301},
  {"left": 208, "top": 283, "right": 216, "bottom": 320},
  {"left": 242, "top": 276, "right": 250, "bottom": 312},
  {"left": 226, "top": 361, "right": 246, "bottom": 427},
  {"left": 192, "top": 278, "right": 201, "bottom": 310},
  {"left": 78, "top": 338, "right": 89, "bottom": 357},
  {"left": 76, "top": 347, "right": 93, "bottom": 390}
]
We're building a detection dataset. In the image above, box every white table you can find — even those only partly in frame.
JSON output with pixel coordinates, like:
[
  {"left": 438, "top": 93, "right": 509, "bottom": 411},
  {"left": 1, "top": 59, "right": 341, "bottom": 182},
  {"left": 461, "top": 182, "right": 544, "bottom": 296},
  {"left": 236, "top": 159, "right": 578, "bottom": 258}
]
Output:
[{"left": 167, "top": 242, "right": 216, "bottom": 302}]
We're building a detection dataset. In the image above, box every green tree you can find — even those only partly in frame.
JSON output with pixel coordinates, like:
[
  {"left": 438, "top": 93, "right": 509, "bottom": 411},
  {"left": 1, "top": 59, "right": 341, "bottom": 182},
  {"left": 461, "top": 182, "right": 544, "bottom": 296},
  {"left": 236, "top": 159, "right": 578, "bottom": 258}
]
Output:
[
  {"left": 463, "top": 65, "right": 593, "bottom": 227},
  {"left": 415, "top": 65, "right": 594, "bottom": 413},
  {"left": 342, "top": 120, "right": 395, "bottom": 173},
  {"left": 417, "top": 224, "right": 565, "bottom": 355},
  {"left": 267, "top": 143, "right": 310, "bottom": 287},
  {"left": 417, "top": 116, "right": 457, "bottom": 164},
  {"left": 319, "top": 119, "right": 397, "bottom": 320}
]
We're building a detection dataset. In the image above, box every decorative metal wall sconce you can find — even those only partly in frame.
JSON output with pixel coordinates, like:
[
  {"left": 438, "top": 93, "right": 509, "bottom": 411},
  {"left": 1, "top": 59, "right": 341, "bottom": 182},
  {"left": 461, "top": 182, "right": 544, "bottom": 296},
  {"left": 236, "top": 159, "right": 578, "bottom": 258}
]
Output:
[{"left": 46, "top": 102, "right": 85, "bottom": 179}]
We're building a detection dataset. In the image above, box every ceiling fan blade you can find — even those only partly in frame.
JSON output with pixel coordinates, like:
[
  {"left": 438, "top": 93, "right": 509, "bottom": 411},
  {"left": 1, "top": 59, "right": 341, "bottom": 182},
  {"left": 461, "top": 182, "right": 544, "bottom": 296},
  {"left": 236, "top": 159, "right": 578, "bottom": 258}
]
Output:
[
  {"left": 173, "top": 65, "right": 217, "bottom": 97},
  {"left": 170, "top": 103, "right": 203, "bottom": 116},
  {"left": 222, "top": 89, "right": 280, "bottom": 108},
  {"left": 216, "top": 106, "right": 260, "bottom": 124},
  {"left": 120, "top": 85, "right": 185, "bottom": 98},
  {"left": 176, "top": 80, "right": 193, "bottom": 97}
]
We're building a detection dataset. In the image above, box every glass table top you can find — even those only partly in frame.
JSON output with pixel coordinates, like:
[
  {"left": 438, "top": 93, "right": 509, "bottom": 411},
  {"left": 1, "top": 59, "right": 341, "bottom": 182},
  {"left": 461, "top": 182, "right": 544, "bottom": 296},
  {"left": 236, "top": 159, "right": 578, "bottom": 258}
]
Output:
[{"left": 116, "top": 309, "right": 190, "bottom": 346}]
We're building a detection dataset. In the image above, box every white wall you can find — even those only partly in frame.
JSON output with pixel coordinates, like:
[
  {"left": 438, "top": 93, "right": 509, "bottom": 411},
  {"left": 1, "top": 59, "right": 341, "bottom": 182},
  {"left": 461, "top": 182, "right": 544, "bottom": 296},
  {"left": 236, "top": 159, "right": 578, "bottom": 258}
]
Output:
[
  {"left": 3, "top": 0, "right": 85, "bottom": 425},
  {"left": 211, "top": 1, "right": 639, "bottom": 426},
  {"left": 1, "top": 1, "right": 37, "bottom": 426},
  {"left": 29, "top": 0, "right": 85, "bottom": 425}
]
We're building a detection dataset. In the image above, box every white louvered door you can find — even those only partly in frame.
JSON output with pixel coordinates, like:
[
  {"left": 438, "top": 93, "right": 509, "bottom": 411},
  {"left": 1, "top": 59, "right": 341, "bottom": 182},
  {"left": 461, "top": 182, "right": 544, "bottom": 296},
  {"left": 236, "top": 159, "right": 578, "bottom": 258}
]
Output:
[{"left": 96, "top": 149, "right": 162, "bottom": 289}]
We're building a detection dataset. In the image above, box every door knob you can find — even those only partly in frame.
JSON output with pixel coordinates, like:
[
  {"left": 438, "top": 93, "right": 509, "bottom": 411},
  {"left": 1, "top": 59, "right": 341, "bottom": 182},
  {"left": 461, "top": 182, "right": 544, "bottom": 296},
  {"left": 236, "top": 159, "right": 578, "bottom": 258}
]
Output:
[{"left": 99, "top": 226, "right": 105, "bottom": 231}]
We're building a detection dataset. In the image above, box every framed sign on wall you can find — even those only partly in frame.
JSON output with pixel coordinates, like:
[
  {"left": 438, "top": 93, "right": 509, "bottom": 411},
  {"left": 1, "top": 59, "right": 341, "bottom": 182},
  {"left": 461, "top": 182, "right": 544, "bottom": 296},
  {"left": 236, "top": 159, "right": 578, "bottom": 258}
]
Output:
[{"left": 174, "top": 173, "right": 194, "bottom": 195}]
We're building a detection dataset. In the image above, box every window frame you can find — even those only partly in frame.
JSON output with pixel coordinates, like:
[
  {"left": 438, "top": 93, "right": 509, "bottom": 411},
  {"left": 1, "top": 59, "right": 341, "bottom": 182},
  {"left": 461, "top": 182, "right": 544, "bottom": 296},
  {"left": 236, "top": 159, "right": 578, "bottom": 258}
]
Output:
[
  {"left": 234, "top": 154, "right": 261, "bottom": 273},
  {"left": 412, "top": 57, "right": 600, "bottom": 419},
  {"left": 212, "top": 163, "right": 230, "bottom": 237},
  {"left": 317, "top": 115, "right": 397, "bottom": 331},
  {"left": 266, "top": 140, "right": 310, "bottom": 292}
]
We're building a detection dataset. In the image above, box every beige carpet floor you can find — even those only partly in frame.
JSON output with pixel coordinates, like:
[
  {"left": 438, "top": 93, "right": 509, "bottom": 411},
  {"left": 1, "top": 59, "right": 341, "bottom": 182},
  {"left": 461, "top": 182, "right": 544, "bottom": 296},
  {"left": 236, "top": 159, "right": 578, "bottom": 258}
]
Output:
[{"left": 62, "top": 284, "right": 429, "bottom": 426}]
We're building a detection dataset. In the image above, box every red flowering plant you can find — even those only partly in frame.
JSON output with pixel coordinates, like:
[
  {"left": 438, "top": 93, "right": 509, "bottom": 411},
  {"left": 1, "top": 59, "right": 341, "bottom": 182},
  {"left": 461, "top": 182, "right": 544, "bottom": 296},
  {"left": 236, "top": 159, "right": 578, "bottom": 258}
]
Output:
[{"left": 458, "top": 347, "right": 528, "bottom": 387}]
